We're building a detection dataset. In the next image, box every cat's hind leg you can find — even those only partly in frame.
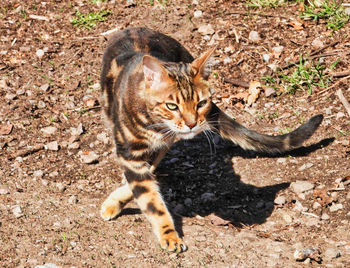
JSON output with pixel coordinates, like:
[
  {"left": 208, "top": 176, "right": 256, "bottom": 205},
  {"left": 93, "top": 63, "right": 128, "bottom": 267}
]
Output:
[{"left": 100, "top": 182, "right": 133, "bottom": 220}]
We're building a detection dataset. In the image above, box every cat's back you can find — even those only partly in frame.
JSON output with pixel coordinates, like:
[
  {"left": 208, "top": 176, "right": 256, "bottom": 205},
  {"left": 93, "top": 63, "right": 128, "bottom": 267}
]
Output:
[{"left": 102, "top": 27, "right": 194, "bottom": 67}]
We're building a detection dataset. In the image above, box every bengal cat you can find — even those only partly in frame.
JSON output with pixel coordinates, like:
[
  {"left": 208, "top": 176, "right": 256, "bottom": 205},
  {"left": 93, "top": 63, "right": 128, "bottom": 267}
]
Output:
[{"left": 99, "top": 27, "right": 323, "bottom": 252}]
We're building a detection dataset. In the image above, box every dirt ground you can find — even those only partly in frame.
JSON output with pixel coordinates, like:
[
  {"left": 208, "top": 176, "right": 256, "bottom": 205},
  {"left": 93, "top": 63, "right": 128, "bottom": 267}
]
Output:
[{"left": 1, "top": 0, "right": 350, "bottom": 267}]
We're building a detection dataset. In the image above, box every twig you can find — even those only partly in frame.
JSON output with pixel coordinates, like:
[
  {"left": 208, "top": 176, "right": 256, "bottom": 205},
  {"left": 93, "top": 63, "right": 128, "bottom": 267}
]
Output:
[
  {"left": 331, "top": 70, "right": 350, "bottom": 78},
  {"left": 335, "top": 89, "right": 350, "bottom": 118},
  {"left": 8, "top": 144, "right": 45, "bottom": 160},
  {"left": 316, "top": 75, "right": 350, "bottom": 96},
  {"left": 223, "top": 78, "right": 250, "bottom": 88},
  {"left": 310, "top": 40, "right": 339, "bottom": 56}
]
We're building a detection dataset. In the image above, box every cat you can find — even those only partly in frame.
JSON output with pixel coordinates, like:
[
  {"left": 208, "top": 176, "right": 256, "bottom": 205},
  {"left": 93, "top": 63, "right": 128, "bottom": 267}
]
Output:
[{"left": 99, "top": 27, "right": 323, "bottom": 253}]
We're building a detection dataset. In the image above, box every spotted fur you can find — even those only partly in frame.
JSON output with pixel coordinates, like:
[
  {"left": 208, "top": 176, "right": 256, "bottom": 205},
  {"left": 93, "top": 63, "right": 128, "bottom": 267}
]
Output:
[{"left": 100, "top": 27, "right": 323, "bottom": 252}]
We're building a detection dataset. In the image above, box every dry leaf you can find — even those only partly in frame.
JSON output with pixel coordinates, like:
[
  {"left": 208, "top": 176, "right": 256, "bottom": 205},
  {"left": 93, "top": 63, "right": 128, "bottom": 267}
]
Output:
[
  {"left": 208, "top": 213, "right": 231, "bottom": 226},
  {"left": 247, "top": 81, "right": 261, "bottom": 106},
  {"left": 86, "top": 98, "right": 97, "bottom": 108},
  {"left": 0, "top": 124, "right": 13, "bottom": 135},
  {"left": 299, "top": 2, "right": 305, "bottom": 12},
  {"left": 232, "top": 92, "right": 249, "bottom": 102},
  {"left": 288, "top": 20, "right": 304, "bottom": 30}
]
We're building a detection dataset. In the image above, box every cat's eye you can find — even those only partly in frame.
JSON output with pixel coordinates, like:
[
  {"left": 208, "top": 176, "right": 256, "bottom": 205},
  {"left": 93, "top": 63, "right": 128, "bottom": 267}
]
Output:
[
  {"left": 197, "top": 100, "right": 207, "bottom": 109},
  {"left": 166, "top": 103, "right": 178, "bottom": 111}
]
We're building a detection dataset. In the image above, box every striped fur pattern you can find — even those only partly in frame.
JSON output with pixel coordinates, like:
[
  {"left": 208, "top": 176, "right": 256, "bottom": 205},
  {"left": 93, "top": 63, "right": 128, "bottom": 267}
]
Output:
[{"left": 99, "top": 27, "right": 323, "bottom": 252}]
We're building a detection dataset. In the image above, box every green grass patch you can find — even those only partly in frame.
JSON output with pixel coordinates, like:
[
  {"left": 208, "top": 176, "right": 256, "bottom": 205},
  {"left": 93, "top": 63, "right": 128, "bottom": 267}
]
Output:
[
  {"left": 300, "top": 0, "right": 349, "bottom": 30},
  {"left": 71, "top": 9, "right": 111, "bottom": 30}
]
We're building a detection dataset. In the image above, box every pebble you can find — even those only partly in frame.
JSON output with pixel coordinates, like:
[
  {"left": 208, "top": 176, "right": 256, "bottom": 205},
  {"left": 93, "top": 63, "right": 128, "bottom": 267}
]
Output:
[
  {"left": 195, "top": 235, "right": 207, "bottom": 242},
  {"left": 41, "top": 126, "right": 57, "bottom": 135},
  {"left": 5, "top": 93, "right": 16, "bottom": 100},
  {"left": 313, "top": 201, "right": 321, "bottom": 209},
  {"left": 329, "top": 203, "right": 343, "bottom": 212},
  {"left": 49, "top": 171, "right": 58, "bottom": 177},
  {"left": 198, "top": 24, "right": 215, "bottom": 35},
  {"left": 36, "top": 49, "right": 45, "bottom": 58},
  {"left": 68, "top": 142, "right": 80, "bottom": 149},
  {"left": 201, "top": 192, "right": 215, "bottom": 202},
  {"left": 11, "top": 205, "right": 24, "bottom": 218},
  {"left": 336, "top": 112, "right": 345, "bottom": 119},
  {"left": 274, "top": 195, "right": 286, "bottom": 205},
  {"left": 68, "top": 195, "right": 78, "bottom": 204},
  {"left": 97, "top": 133, "right": 109, "bottom": 144},
  {"left": 35, "top": 264, "right": 61, "bottom": 268},
  {"left": 293, "top": 200, "right": 307, "bottom": 212},
  {"left": 41, "top": 179, "right": 49, "bottom": 186},
  {"left": 0, "top": 185, "right": 10, "bottom": 195},
  {"left": 262, "top": 54, "right": 270, "bottom": 62},
  {"left": 321, "top": 213, "right": 330, "bottom": 220},
  {"left": 345, "top": 7, "right": 350, "bottom": 15},
  {"left": 264, "top": 87, "right": 276, "bottom": 97},
  {"left": 324, "top": 248, "right": 341, "bottom": 260},
  {"left": 346, "top": 192, "right": 350, "bottom": 200},
  {"left": 184, "top": 198, "right": 192, "bottom": 206},
  {"left": 45, "top": 141, "right": 59, "bottom": 151},
  {"left": 248, "top": 31, "right": 260, "bottom": 42},
  {"left": 311, "top": 38, "right": 324, "bottom": 49},
  {"left": 71, "top": 123, "right": 84, "bottom": 136},
  {"left": 298, "top": 163, "right": 313, "bottom": 171},
  {"left": 223, "top": 56, "right": 232, "bottom": 64},
  {"left": 80, "top": 151, "right": 99, "bottom": 164},
  {"left": 56, "top": 182, "right": 66, "bottom": 193},
  {"left": 272, "top": 46, "right": 284, "bottom": 58},
  {"left": 193, "top": 10, "right": 202, "bottom": 18},
  {"left": 38, "top": 100, "right": 46, "bottom": 108},
  {"left": 282, "top": 213, "right": 293, "bottom": 224},
  {"left": 277, "top": 158, "right": 286, "bottom": 164},
  {"left": 290, "top": 180, "right": 315, "bottom": 194},
  {"left": 33, "top": 170, "right": 44, "bottom": 178}
]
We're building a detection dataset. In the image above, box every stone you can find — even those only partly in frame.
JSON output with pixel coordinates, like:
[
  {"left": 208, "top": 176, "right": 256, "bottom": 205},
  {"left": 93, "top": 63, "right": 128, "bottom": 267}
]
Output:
[
  {"left": 277, "top": 158, "right": 286, "bottom": 164},
  {"left": 321, "top": 213, "right": 330, "bottom": 220},
  {"left": 290, "top": 180, "right": 315, "bottom": 194},
  {"left": 263, "top": 54, "right": 270, "bottom": 62},
  {"left": 293, "top": 200, "right": 307, "bottom": 212},
  {"left": 71, "top": 123, "right": 84, "bottom": 136},
  {"left": 45, "top": 141, "right": 59, "bottom": 151},
  {"left": 298, "top": 163, "right": 313, "bottom": 171},
  {"left": 0, "top": 185, "right": 10, "bottom": 195},
  {"left": 41, "top": 126, "right": 57, "bottom": 135},
  {"left": 68, "top": 195, "right": 78, "bottom": 204},
  {"left": 324, "top": 248, "right": 341, "bottom": 260},
  {"left": 193, "top": 10, "right": 202, "bottom": 18},
  {"left": 35, "top": 264, "right": 61, "bottom": 268},
  {"left": 97, "top": 133, "right": 109, "bottom": 144},
  {"left": 312, "top": 201, "right": 321, "bottom": 209},
  {"left": 311, "top": 38, "right": 324, "bottom": 49},
  {"left": 248, "top": 31, "right": 260, "bottom": 42},
  {"left": 40, "top": 83, "right": 50, "bottom": 92},
  {"left": 36, "top": 49, "right": 45, "bottom": 58},
  {"left": 198, "top": 24, "right": 215, "bottom": 35},
  {"left": 33, "top": 170, "right": 44, "bottom": 178},
  {"left": 5, "top": 93, "right": 16, "bottom": 100},
  {"left": 272, "top": 46, "right": 284, "bottom": 58},
  {"left": 80, "top": 151, "right": 99, "bottom": 164},
  {"left": 11, "top": 205, "right": 24, "bottom": 218},
  {"left": 329, "top": 203, "right": 343, "bottom": 212},
  {"left": 336, "top": 112, "right": 345, "bottom": 119},
  {"left": 56, "top": 182, "right": 66, "bottom": 193},
  {"left": 274, "top": 195, "right": 286, "bottom": 205}
]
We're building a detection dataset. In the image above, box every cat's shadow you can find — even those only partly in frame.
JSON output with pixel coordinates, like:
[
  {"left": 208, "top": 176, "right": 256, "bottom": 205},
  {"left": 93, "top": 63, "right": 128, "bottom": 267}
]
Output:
[{"left": 154, "top": 133, "right": 333, "bottom": 236}]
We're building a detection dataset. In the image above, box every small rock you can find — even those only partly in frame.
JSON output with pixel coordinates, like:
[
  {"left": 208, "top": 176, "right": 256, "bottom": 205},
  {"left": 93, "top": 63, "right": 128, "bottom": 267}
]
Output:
[
  {"left": 80, "top": 151, "right": 99, "bottom": 164},
  {"left": 56, "top": 182, "right": 66, "bottom": 193},
  {"left": 33, "top": 170, "right": 44, "bottom": 178},
  {"left": 35, "top": 264, "right": 62, "bottom": 268},
  {"left": 282, "top": 213, "right": 293, "bottom": 224},
  {"left": 45, "top": 141, "right": 59, "bottom": 151},
  {"left": 294, "top": 248, "right": 320, "bottom": 262},
  {"left": 36, "top": 49, "right": 45, "bottom": 58},
  {"left": 184, "top": 198, "right": 192, "bottom": 206},
  {"left": 329, "top": 203, "right": 343, "bottom": 212},
  {"left": 40, "top": 83, "right": 50, "bottom": 92},
  {"left": 298, "top": 163, "right": 313, "bottom": 171},
  {"left": 38, "top": 100, "right": 47, "bottom": 108},
  {"left": 41, "top": 126, "right": 57, "bottom": 135},
  {"left": 195, "top": 235, "right": 206, "bottom": 242},
  {"left": 274, "top": 195, "right": 286, "bottom": 205},
  {"left": 345, "top": 7, "right": 350, "bottom": 15},
  {"left": 313, "top": 201, "right": 321, "bottom": 209},
  {"left": 198, "top": 24, "right": 215, "bottom": 35},
  {"left": 321, "top": 213, "right": 330, "bottom": 220},
  {"left": 272, "top": 46, "right": 284, "bottom": 58},
  {"left": 264, "top": 87, "right": 276, "bottom": 97},
  {"left": 41, "top": 179, "right": 49, "bottom": 186},
  {"left": 0, "top": 186, "right": 10, "bottom": 195},
  {"left": 290, "top": 180, "right": 315, "bottom": 194},
  {"left": 68, "top": 142, "right": 80, "bottom": 149},
  {"left": 68, "top": 195, "right": 78, "bottom": 204},
  {"left": 193, "top": 10, "right": 202, "bottom": 18},
  {"left": 325, "top": 107, "right": 332, "bottom": 115},
  {"left": 97, "top": 133, "right": 109, "bottom": 144},
  {"left": 11, "top": 205, "right": 23, "bottom": 218},
  {"left": 49, "top": 171, "right": 58, "bottom": 177},
  {"left": 324, "top": 248, "right": 341, "bottom": 260},
  {"left": 262, "top": 54, "right": 270, "bottom": 63},
  {"left": 223, "top": 56, "right": 232, "bottom": 64},
  {"left": 201, "top": 192, "right": 215, "bottom": 202},
  {"left": 248, "top": 31, "right": 260, "bottom": 42},
  {"left": 293, "top": 200, "right": 307, "bottom": 212},
  {"left": 5, "top": 93, "right": 16, "bottom": 100},
  {"left": 71, "top": 123, "right": 84, "bottom": 136},
  {"left": 311, "top": 38, "right": 324, "bottom": 49},
  {"left": 277, "top": 158, "right": 286, "bottom": 164},
  {"left": 336, "top": 112, "right": 345, "bottom": 119}
]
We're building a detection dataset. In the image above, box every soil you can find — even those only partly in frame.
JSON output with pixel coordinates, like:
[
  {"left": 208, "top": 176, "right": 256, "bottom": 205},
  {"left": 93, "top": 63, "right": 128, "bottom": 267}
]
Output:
[{"left": 1, "top": 0, "right": 350, "bottom": 267}]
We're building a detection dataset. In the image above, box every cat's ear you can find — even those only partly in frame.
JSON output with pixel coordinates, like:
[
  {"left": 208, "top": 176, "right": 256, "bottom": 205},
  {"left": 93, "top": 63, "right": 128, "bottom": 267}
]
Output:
[
  {"left": 142, "top": 55, "right": 169, "bottom": 90},
  {"left": 191, "top": 46, "right": 216, "bottom": 81}
]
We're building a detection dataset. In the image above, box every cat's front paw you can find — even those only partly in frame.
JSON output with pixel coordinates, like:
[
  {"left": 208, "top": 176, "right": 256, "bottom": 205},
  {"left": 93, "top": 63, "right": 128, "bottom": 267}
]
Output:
[
  {"left": 160, "top": 232, "right": 187, "bottom": 253},
  {"left": 100, "top": 199, "right": 122, "bottom": 221}
]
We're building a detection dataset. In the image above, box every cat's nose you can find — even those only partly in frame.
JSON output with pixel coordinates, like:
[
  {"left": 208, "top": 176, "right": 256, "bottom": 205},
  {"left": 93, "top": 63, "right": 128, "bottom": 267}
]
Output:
[{"left": 186, "top": 122, "right": 197, "bottom": 129}]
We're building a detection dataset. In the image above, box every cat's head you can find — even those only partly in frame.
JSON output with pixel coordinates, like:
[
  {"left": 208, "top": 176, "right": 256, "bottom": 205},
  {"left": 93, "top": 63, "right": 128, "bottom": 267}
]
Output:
[{"left": 142, "top": 48, "right": 216, "bottom": 140}]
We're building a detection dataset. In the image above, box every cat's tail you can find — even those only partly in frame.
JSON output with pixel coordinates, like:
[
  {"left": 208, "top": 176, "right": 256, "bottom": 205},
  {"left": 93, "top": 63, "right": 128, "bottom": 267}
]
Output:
[{"left": 207, "top": 103, "right": 323, "bottom": 153}]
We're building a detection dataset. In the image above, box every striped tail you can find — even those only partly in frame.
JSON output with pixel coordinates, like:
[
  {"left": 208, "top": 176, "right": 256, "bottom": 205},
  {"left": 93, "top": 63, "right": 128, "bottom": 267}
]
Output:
[{"left": 207, "top": 103, "right": 323, "bottom": 153}]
